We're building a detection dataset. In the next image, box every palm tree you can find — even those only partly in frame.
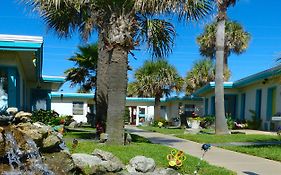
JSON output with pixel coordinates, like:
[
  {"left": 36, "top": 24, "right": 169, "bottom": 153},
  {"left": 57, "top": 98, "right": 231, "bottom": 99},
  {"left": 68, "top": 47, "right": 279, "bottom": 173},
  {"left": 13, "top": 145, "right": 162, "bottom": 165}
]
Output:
[
  {"left": 185, "top": 58, "right": 231, "bottom": 95},
  {"left": 131, "top": 60, "right": 183, "bottom": 120},
  {"left": 197, "top": 20, "right": 250, "bottom": 70},
  {"left": 65, "top": 43, "right": 98, "bottom": 93},
  {"left": 214, "top": 0, "right": 237, "bottom": 135},
  {"left": 25, "top": 0, "right": 213, "bottom": 144}
]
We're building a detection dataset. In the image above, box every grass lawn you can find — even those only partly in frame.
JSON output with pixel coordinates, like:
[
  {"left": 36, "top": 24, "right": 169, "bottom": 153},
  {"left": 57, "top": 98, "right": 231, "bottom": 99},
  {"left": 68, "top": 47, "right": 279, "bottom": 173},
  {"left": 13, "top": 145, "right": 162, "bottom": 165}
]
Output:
[
  {"left": 64, "top": 130, "right": 96, "bottom": 139},
  {"left": 221, "top": 145, "right": 281, "bottom": 162},
  {"left": 138, "top": 126, "right": 185, "bottom": 135},
  {"left": 140, "top": 126, "right": 280, "bottom": 143},
  {"left": 176, "top": 134, "right": 281, "bottom": 144},
  {"left": 64, "top": 130, "right": 235, "bottom": 175}
]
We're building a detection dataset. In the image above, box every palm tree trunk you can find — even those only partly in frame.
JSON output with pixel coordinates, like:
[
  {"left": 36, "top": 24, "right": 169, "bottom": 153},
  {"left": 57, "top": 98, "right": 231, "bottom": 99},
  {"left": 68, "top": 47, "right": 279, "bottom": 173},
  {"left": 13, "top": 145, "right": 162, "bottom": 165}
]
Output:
[
  {"left": 215, "top": 2, "right": 229, "bottom": 135},
  {"left": 95, "top": 33, "right": 109, "bottom": 128},
  {"left": 106, "top": 46, "right": 128, "bottom": 145},
  {"left": 154, "top": 95, "right": 161, "bottom": 120}
]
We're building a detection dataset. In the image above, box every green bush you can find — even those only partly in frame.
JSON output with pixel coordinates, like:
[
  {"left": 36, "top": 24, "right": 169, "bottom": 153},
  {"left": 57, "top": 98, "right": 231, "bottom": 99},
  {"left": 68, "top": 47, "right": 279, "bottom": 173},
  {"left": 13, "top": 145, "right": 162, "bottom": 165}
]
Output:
[
  {"left": 226, "top": 115, "right": 235, "bottom": 129},
  {"left": 200, "top": 116, "right": 215, "bottom": 128},
  {"left": 247, "top": 110, "right": 262, "bottom": 129},
  {"left": 152, "top": 119, "right": 168, "bottom": 127},
  {"left": 31, "top": 109, "right": 61, "bottom": 126}
]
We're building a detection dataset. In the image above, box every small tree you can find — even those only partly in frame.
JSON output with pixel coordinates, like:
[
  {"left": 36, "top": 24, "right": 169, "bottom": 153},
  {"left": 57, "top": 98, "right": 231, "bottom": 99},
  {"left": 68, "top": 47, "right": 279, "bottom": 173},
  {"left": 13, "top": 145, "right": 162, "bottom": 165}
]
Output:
[{"left": 130, "top": 60, "right": 183, "bottom": 120}]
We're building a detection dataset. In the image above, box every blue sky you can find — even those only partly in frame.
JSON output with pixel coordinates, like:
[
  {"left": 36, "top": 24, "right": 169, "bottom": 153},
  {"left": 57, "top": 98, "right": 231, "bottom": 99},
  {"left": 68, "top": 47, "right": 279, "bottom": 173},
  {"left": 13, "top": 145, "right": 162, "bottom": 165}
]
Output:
[{"left": 0, "top": 0, "right": 281, "bottom": 92}]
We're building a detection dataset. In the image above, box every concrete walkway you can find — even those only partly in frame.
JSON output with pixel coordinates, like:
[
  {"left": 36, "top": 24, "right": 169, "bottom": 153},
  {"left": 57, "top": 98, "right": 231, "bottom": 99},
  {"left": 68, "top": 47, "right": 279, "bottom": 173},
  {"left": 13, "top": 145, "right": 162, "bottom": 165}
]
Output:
[{"left": 126, "top": 126, "right": 281, "bottom": 175}]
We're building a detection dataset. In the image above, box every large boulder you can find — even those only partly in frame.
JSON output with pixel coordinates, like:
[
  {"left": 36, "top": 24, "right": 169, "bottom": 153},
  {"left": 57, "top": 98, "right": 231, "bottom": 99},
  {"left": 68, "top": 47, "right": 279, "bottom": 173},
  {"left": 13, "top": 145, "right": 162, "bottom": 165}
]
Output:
[
  {"left": 43, "top": 151, "right": 82, "bottom": 175},
  {"left": 6, "top": 107, "right": 18, "bottom": 115},
  {"left": 127, "top": 156, "right": 155, "bottom": 174},
  {"left": 92, "top": 149, "right": 124, "bottom": 172},
  {"left": 42, "top": 134, "right": 62, "bottom": 152},
  {"left": 0, "top": 131, "right": 4, "bottom": 157},
  {"left": 72, "top": 153, "right": 103, "bottom": 174}
]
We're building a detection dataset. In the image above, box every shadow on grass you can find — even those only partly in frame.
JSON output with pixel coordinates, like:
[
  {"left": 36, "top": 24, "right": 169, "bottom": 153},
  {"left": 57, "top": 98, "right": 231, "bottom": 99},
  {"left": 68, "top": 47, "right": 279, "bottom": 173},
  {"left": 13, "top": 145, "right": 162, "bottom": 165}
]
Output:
[
  {"left": 64, "top": 131, "right": 96, "bottom": 139},
  {"left": 130, "top": 134, "right": 151, "bottom": 143}
]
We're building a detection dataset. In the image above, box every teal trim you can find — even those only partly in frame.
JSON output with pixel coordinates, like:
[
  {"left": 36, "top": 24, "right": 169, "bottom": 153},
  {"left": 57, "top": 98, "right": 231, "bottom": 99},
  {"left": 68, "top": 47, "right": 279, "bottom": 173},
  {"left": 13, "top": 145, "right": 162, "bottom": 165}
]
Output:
[
  {"left": 126, "top": 97, "right": 159, "bottom": 102},
  {"left": 165, "top": 96, "right": 203, "bottom": 102},
  {"left": 204, "top": 98, "right": 209, "bottom": 115},
  {"left": 211, "top": 96, "right": 215, "bottom": 115},
  {"left": 234, "top": 65, "right": 281, "bottom": 87},
  {"left": 7, "top": 67, "right": 19, "bottom": 108},
  {"left": 51, "top": 92, "right": 94, "bottom": 99},
  {"left": 0, "top": 48, "right": 38, "bottom": 51},
  {"left": 42, "top": 76, "right": 65, "bottom": 83},
  {"left": 194, "top": 82, "right": 234, "bottom": 96},
  {"left": 240, "top": 93, "right": 246, "bottom": 120},
  {"left": 0, "top": 41, "right": 42, "bottom": 49},
  {"left": 266, "top": 87, "right": 276, "bottom": 121},
  {"left": 255, "top": 89, "right": 262, "bottom": 119}
]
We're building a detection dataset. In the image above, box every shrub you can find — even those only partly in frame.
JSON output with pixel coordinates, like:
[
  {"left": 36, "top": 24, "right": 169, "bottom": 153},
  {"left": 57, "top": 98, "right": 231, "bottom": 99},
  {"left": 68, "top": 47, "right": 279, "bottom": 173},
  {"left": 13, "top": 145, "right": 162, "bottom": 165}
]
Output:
[
  {"left": 226, "top": 115, "right": 235, "bottom": 129},
  {"left": 152, "top": 119, "right": 168, "bottom": 127},
  {"left": 247, "top": 110, "right": 262, "bottom": 129},
  {"left": 31, "top": 109, "right": 60, "bottom": 126},
  {"left": 200, "top": 116, "right": 215, "bottom": 128}
]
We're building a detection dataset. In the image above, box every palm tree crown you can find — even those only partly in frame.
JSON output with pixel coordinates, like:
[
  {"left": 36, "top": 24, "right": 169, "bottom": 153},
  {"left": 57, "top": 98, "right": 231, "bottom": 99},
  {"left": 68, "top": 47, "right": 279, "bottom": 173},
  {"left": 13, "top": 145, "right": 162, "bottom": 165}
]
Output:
[
  {"left": 197, "top": 20, "right": 250, "bottom": 67},
  {"left": 65, "top": 43, "right": 98, "bottom": 92}
]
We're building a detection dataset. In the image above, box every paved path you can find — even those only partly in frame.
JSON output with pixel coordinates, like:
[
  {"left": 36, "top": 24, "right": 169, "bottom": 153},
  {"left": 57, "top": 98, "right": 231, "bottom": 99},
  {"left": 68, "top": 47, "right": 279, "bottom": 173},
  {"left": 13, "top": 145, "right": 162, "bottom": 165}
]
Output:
[{"left": 126, "top": 126, "right": 281, "bottom": 175}]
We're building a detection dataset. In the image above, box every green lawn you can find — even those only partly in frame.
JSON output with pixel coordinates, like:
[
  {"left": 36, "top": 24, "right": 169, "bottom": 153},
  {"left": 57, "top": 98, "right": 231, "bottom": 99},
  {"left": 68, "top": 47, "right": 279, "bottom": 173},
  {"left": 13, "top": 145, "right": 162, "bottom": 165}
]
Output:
[
  {"left": 64, "top": 130, "right": 96, "bottom": 139},
  {"left": 64, "top": 130, "right": 235, "bottom": 175},
  {"left": 176, "top": 134, "right": 280, "bottom": 143},
  {"left": 140, "top": 126, "right": 280, "bottom": 144},
  {"left": 221, "top": 145, "right": 281, "bottom": 162},
  {"left": 138, "top": 126, "right": 185, "bottom": 135}
]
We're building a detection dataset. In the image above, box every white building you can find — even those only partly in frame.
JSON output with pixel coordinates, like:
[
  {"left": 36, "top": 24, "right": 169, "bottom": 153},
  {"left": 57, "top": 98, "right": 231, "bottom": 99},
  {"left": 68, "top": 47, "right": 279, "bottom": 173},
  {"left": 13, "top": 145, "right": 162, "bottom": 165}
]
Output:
[
  {"left": 51, "top": 92, "right": 94, "bottom": 123},
  {"left": 194, "top": 65, "right": 281, "bottom": 131}
]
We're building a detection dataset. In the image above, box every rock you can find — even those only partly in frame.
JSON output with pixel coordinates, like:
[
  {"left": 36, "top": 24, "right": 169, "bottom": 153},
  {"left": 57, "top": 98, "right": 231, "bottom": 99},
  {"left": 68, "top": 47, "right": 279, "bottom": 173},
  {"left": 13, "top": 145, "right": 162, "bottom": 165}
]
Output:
[
  {"left": 92, "top": 149, "right": 124, "bottom": 172},
  {"left": 14, "top": 111, "right": 32, "bottom": 123},
  {"left": 6, "top": 107, "right": 18, "bottom": 115},
  {"left": 0, "top": 132, "right": 4, "bottom": 157},
  {"left": 43, "top": 151, "right": 82, "bottom": 175},
  {"left": 127, "top": 156, "right": 155, "bottom": 173},
  {"left": 68, "top": 121, "right": 78, "bottom": 128},
  {"left": 42, "top": 134, "right": 62, "bottom": 152},
  {"left": 72, "top": 153, "right": 103, "bottom": 174},
  {"left": 0, "top": 127, "right": 3, "bottom": 133},
  {"left": 155, "top": 168, "right": 180, "bottom": 175}
]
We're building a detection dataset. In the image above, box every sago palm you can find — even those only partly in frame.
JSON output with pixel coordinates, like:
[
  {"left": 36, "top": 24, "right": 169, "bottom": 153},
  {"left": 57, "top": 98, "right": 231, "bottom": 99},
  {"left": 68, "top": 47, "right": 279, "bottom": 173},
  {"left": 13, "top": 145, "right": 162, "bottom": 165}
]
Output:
[{"left": 132, "top": 60, "right": 183, "bottom": 120}]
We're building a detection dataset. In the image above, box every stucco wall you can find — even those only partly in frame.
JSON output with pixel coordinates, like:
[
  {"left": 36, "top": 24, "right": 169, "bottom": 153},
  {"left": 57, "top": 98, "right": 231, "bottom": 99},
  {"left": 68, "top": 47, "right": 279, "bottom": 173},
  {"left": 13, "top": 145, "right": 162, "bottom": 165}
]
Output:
[{"left": 51, "top": 98, "right": 91, "bottom": 123}]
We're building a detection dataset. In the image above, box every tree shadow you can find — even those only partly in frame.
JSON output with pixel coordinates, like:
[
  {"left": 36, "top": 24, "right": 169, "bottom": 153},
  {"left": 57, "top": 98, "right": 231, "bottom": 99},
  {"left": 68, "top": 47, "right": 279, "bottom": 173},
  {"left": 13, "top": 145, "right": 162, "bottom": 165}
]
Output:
[{"left": 243, "top": 171, "right": 260, "bottom": 175}]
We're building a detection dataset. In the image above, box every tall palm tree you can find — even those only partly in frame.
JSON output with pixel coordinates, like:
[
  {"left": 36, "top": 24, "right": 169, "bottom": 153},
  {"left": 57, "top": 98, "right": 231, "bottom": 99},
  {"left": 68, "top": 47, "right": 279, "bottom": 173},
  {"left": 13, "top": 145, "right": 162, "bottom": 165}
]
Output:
[
  {"left": 214, "top": 0, "right": 237, "bottom": 135},
  {"left": 185, "top": 58, "right": 231, "bottom": 95},
  {"left": 65, "top": 43, "right": 98, "bottom": 93},
  {"left": 25, "top": 0, "right": 213, "bottom": 144},
  {"left": 131, "top": 60, "right": 183, "bottom": 120},
  {"left": 197, "top": 20, "right": 250, "bottom": 70}
]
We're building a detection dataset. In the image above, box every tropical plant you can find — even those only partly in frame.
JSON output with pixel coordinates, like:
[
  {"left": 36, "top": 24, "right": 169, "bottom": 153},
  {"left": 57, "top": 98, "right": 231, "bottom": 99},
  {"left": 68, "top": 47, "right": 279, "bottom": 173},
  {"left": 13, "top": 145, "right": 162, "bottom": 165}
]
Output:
[
  {"left": 65, "top": 43, "right": 98, "bottom": 93},
  {"left": 214, "top": 0, "right": 238, "bottom": 135},
  {"left": 131, "top": 60, "right": 183, "bottom": 120},
  {"left": 25, "top": 0, "right": 213, "bottom": 144},
  {"left": 197, "top": 20, "right": 250, "bottom": 70},
  {"left": 185, "top": 58, "right": 231, "bottom": 95}
]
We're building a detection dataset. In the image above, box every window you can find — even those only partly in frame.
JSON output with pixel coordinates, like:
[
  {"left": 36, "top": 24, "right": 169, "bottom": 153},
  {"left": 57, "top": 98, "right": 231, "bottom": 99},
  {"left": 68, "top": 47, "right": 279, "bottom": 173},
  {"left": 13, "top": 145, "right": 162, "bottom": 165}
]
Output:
[{"left": 73, "top": 102, "right": 84, "bottom": 115}]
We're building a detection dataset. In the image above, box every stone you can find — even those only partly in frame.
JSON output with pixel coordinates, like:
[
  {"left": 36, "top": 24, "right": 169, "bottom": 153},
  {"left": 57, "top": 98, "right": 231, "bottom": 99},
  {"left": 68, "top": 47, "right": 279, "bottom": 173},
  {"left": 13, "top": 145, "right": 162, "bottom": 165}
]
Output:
[
  {"left": 6, "top": 107, "right": 18, "bottom": 115},
  {"left": 42, "top": 134, "right": 62, "bottom": 152},
  {"left": 43, "top": 151, "right": 82, "bottom": 175},
  {"left": 72, "top": 153, "right": 103, "bottom": 174},
  {"left": 127, "top": 156, "right": 155, "bottom": 173},
  {"left": 14, "top": 111, "right": 32, "bottom": 123},
  {"left": 68, "top": 121, "right": 78, "bottom": 128},
  {"left": 155, "top": 168, "right": 180, "bottom": 175},
  {"left": 92, "top": 149, "right": 124, "bottom": 172},
  {"left": 0, "top": 132, "right": 4, "bottom": 157}
]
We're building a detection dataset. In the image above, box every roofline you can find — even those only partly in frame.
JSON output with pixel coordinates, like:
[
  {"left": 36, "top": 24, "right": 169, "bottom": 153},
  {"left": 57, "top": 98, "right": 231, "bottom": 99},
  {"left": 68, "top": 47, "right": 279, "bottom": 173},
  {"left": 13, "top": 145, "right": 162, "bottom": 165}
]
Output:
[
  {"left": 51, "top": 92, "right": 94, "bottom": 99},
  {"left": 233, "top": 64, "right": 281, "bottom": 87},
  {"left": 0, "top": 34, "right": 43, "bottom": 43},
  {"left": 194, "top": 82, "right": 234, "bottom": 96},
  {"left": 42, "top": 75, "right": 66, "bottom": 83}
]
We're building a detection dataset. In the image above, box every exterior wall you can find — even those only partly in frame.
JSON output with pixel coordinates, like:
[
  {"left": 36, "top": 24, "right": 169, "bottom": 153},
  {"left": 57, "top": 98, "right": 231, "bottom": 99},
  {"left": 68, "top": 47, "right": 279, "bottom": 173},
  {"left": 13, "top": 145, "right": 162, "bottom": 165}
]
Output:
[
  {"left": 51, "top": 98, "right": 93, "bottom": 123},
  {"left": 200, "top": 77, "right": 281, "bottom": 130},
  {"left": 126, "top": 98, "right": 203, "bottom": 125}
]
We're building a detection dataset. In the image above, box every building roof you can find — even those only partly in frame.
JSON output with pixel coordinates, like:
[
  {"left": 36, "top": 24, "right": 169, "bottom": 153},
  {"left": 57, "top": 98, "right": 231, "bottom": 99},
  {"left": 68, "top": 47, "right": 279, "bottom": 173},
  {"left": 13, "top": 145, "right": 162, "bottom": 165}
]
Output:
[
  {"left": 194, "top": 65, "right": 281, "bottom": 96},
  {"left": 42, "top": 75, "right": 65, "bottom": 83},
  {"left": 51, "top": 92, "right": 95, "bottom": 99}
]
